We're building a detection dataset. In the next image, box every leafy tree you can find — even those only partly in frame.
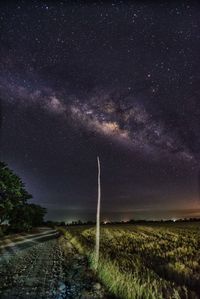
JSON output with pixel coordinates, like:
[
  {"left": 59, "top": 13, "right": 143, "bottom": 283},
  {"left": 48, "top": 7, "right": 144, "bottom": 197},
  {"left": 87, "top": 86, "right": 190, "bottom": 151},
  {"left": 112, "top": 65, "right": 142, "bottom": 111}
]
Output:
[
  {"left": 0, "top": 161, "right": 46, "bottom": 232},
  {"left": 9, "top": 203, "right": 46, "bottom": 231},
  {"left": 9, "top": 203, "right": 33, "bottom": 231},
  {"left": 0, "top": 162, "right": 32, "bottom": 224},
  {"left": 28, "top": 204, "right": 46, "bottom": 227}
]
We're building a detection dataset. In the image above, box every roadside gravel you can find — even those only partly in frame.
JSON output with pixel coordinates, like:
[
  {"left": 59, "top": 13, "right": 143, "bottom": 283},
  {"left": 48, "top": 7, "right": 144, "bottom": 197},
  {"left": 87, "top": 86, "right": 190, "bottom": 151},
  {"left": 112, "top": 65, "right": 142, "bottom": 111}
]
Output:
[{"left": 0, "top": 236, "right": 113, "bottom": 299}]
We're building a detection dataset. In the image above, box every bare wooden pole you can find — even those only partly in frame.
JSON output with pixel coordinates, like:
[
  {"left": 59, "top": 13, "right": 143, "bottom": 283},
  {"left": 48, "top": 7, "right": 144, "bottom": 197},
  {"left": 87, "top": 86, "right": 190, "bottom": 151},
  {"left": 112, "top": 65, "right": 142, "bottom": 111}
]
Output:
[{"left": 95, "top": 156, "right": 101, "bottom": 269}]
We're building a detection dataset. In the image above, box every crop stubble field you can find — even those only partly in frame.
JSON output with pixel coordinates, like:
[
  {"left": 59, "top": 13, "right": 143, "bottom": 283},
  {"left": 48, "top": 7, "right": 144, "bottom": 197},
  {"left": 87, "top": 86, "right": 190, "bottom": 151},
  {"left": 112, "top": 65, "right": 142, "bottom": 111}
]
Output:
[{"left": 63, "top": 222, "right": 200, "bottom": 299}]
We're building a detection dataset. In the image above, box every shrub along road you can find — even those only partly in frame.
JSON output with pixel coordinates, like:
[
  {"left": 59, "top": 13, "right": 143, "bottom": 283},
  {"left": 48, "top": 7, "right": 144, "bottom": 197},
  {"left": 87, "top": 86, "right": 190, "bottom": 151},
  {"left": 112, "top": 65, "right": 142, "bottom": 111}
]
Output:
[{"left": 0, "top": 229, "right": 113, "bottom": 299}]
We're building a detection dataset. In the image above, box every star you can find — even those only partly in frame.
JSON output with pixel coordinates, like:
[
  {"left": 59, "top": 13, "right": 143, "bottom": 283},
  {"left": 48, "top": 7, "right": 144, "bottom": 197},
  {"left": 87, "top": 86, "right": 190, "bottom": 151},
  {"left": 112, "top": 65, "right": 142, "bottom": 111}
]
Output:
[{"left": 0, "top": 0, "right": 199, "bottom": 222}]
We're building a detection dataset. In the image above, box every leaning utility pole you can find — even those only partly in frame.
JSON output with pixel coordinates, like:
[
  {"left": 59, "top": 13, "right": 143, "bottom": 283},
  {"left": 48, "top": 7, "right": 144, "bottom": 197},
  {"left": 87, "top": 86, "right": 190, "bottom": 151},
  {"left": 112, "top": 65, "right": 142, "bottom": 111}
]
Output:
[{"left": 95, "top": 156, "right": 101, "bottom": 269}]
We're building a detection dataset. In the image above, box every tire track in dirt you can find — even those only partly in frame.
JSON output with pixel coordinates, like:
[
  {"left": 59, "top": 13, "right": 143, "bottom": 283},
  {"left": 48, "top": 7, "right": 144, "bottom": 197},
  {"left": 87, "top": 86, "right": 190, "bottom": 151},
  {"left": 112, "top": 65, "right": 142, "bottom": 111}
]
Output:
[
  {"left": 0, "top": 239, "right": 64, "bottom": 298},
  {"left": 0, "top": 234, "right": 115, "bottom": 299}
]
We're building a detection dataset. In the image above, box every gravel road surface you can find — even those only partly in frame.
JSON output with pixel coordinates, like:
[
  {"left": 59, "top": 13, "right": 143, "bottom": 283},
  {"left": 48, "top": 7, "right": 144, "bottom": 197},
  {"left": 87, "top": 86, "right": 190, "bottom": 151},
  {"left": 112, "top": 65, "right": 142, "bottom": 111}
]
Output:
[{"left": 0, "top": 230, "right": 113, "bottom": 299}]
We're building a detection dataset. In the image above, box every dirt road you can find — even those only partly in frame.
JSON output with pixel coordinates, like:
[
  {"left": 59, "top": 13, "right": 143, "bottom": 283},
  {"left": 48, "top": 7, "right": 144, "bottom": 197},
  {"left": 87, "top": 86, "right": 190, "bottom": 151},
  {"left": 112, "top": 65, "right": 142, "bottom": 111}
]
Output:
[{"left": 0, "top": 230, "right": 112, "bottom": 299}]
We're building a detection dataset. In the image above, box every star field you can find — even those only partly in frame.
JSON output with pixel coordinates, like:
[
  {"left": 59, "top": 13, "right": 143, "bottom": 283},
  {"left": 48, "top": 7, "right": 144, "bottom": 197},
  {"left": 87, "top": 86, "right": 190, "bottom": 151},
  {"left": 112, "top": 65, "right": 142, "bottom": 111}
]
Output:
[{"left": 0, "top": 1, "right": 200, "bottom": 221}]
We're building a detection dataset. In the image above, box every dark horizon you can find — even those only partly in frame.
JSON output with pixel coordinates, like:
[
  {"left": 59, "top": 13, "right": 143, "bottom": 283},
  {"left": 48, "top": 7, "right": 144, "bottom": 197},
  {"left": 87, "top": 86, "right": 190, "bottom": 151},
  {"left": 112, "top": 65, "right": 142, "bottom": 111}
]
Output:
[{"left": 46, "top": 207, "right": 200, "bottom": 223}]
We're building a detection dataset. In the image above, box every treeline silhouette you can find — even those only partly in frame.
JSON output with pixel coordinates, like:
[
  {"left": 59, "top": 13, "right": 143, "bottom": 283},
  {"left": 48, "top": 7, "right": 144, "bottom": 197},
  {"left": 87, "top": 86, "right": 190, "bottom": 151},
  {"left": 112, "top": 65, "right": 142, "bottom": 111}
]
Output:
[
  {"left": 0, "top": 161, "right": 46, "bottom": 235},
  {"left": 47, "top": 217, "right": 200, "bottom": 227}
]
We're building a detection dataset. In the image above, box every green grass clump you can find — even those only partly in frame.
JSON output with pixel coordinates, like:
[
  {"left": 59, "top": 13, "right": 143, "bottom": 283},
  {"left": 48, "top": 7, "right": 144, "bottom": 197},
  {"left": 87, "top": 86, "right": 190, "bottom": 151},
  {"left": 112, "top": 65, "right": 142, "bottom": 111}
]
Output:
[{"left": 61, "top": 223, "right": 200, "bottom": 299}]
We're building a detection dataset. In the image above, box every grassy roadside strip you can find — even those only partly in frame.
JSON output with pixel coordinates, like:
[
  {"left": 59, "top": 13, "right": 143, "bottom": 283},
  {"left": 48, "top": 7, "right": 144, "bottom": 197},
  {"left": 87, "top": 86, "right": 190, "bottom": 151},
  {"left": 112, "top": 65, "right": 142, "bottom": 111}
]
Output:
[{"left": 57, "top": 227, "right": 179, "bottom": 299}]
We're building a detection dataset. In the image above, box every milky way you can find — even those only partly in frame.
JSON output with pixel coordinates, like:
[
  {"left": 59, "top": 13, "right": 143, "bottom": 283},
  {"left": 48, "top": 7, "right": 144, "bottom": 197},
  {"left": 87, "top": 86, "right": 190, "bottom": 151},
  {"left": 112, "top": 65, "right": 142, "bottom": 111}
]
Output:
[
  {"left": 0, "top": 76, "right": 196, "bottom": 164},
  {"left": 1, "top": 1, "right": 200, "bottom": 221}
]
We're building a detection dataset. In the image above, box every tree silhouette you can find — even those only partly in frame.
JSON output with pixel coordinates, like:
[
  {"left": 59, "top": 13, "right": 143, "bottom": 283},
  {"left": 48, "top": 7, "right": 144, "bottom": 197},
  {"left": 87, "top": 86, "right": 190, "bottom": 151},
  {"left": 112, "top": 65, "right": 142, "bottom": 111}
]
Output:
[{"left": 0, "top": 161, "right": 46, "bottom": 231}]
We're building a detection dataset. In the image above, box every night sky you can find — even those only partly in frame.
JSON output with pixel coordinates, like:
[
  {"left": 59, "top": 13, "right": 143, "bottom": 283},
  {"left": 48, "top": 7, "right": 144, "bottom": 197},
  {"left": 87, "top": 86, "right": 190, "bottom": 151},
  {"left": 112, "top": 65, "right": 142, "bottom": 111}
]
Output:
[{"left": 1, "top": 1, "right": 200, "bottom": 222}]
